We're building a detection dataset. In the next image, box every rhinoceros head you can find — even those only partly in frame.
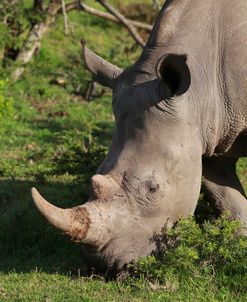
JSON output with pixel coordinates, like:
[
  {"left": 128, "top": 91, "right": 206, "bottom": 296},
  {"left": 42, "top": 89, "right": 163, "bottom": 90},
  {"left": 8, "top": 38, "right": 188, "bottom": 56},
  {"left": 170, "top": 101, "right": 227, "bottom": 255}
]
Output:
[{"left": 32, "top": 38, "right": 203, "bottom": 271}]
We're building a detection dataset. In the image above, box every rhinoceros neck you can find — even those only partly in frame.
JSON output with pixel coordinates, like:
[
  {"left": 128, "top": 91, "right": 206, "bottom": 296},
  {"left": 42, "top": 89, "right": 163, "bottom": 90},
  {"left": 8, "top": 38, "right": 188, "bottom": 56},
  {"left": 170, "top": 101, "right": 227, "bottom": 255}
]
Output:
[
  {"left": 135, "top": 0, "right": 223, "bottom": 154},
  {"left": 136, "top": 0, "right": 247, "bottom": 155},
  {"left": 136, "top": 0, "right": 222, "bottom": 74},
  {"left": 147, "top": 0, "right": 217, "bottom": 47}
]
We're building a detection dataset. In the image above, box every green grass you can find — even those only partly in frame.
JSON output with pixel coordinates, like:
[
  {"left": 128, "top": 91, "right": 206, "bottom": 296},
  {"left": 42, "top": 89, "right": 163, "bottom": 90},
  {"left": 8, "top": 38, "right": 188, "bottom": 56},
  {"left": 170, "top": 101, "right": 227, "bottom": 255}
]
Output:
[
  {"left": 1, "top": 270, "right": 246, "bottom": 302},
  {"left": 237, "top": 158, "right": 247, "bottom": 192},
  {"left": 0, "top": 1, "right": 246, "bottom": 301}
]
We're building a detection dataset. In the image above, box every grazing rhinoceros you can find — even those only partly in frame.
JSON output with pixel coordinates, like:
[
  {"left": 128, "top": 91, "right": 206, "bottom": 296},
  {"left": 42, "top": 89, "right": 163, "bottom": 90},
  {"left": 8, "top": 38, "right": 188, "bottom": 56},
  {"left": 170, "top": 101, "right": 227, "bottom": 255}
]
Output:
[{"left": 31, "top": 0, "right": 247, "bottom": 271}]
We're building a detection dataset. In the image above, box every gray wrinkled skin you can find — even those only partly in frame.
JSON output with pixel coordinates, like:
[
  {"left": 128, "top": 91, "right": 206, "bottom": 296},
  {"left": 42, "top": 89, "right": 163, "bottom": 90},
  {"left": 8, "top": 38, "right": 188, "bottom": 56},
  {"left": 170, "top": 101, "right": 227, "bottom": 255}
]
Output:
[
  {"left": 81, "top": 0, "right": 247, "bottom": 270},
  {"left": 33, "top": 0, "right": 247, "bottom": 271}
]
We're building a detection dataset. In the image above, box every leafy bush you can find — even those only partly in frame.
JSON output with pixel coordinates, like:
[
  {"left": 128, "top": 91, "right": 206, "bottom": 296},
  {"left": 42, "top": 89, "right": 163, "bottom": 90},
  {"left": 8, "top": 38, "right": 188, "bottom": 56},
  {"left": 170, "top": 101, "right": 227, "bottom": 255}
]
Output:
[
  {"left": 130, "top": 214, "right": 247, "bottom": 290},
  {"left": 0, "top": 0, "right": 45, "bottom": 63},
  {"left": 0, "top": 79, "right": 14, "bottom": 118},
  {"left": 53, "top": 142, "right": 107, "bottom": 199}
]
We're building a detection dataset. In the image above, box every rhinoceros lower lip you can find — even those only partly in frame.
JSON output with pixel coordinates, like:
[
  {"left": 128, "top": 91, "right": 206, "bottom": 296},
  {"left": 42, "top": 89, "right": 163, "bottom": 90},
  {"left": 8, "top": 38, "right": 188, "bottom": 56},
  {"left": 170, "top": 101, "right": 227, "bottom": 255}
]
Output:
[{"left": 80, "top": 242, "right": 138, "bottom": 271}]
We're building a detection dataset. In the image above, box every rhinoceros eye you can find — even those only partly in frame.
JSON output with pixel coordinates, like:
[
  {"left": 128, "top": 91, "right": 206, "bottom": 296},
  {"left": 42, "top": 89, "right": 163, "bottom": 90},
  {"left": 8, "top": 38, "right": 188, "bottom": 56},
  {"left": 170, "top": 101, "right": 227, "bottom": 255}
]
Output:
[
  {"left": 146, "top": 179, "right": 159, "bottom": 194},
  {"left": 137, "top": 176, "right": 160, "bottom": 201},
  {"left": 136, "top": 177, "right": 163, "bottom": 210}
]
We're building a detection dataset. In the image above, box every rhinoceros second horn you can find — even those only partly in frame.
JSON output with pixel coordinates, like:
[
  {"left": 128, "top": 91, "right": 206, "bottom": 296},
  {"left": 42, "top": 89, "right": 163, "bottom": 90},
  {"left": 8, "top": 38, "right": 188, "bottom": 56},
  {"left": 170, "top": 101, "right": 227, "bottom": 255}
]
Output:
[{"left": 81, "top": 40, "right": 123, "bottom": 88}]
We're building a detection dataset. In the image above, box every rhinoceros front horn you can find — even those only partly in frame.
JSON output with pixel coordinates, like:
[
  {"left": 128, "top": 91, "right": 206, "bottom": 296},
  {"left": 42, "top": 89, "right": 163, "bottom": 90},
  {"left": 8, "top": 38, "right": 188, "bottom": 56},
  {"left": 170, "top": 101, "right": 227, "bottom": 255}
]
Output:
[
  {"left": 81, "top": 40, "right": 123, "bottom": 88},
  {"left": 31, "top": 188, "right": 103, "bottom": 245}
]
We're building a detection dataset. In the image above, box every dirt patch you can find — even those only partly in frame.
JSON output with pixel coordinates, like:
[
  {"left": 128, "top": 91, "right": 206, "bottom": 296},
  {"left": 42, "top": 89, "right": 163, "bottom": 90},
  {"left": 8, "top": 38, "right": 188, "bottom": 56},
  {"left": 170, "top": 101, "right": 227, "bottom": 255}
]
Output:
[{"left": 69, "top": 207, "right": 91, "bottom": 242}]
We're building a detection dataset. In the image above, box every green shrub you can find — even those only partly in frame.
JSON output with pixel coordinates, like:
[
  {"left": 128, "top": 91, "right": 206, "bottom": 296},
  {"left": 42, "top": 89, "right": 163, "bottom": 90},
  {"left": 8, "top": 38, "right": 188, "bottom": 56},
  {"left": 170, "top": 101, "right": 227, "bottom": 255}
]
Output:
[
  {"left": 0, "top": 79, "right": 14, "bottom": 118},
  {"left": 130, "top": 214, "right": 247, "bottom": 289},
  {"left": 53, "top": 142, "right": 107, "bottom": 200}
]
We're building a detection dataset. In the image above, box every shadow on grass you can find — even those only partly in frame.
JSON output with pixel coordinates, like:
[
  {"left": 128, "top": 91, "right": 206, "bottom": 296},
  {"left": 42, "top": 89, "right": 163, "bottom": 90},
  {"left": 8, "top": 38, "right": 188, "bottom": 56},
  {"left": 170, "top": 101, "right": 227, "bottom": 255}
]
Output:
[
  {"left": 0, "top": 179, "right": 91, "bottom": 276},
  {"left": 0, "top": 101, "right": 114, "bottom": 275},
  {"left": 27, "top": 118, "right": 113, "bottom": 145}
]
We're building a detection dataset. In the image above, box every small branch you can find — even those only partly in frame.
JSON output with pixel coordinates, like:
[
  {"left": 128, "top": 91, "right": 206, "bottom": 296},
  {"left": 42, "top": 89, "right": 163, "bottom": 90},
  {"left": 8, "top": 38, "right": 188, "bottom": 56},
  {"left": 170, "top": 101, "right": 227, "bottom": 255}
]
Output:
[
  {"left": 10, "top": 0, "right": 153, "bottom": 81},
  {"left": 95, "top": 0, "right": 146, "bottom": 48},
  {"left": 65, "top": 1, "right": 153, "bottom": 32},
  {"left": 152, "top": 0, "right": 162, "bottom": 10},
  {"left": 11, "top": 0, "right": 61, "bottom": 81},
  {"left": 61, "top": 0, "right": 69, "bottom": 34}
]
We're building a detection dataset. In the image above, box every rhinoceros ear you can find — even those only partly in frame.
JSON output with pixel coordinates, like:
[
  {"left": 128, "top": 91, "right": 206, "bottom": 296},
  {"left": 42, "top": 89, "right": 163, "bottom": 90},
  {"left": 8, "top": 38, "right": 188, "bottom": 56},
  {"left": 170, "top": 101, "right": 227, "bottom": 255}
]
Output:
[
  {"left": 157, "top": 54, "right": 191, "bottom": 98},
  {"left": 81, "top": 40, "right": 123, "bottom": 89}
]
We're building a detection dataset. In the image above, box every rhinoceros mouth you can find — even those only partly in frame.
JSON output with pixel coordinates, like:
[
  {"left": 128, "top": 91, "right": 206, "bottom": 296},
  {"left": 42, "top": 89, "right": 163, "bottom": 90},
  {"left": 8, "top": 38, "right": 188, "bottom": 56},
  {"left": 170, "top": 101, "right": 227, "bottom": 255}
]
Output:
[
  {"left": 80, "top": 230, "right": 157, "bottom": 272},
  {"left": 80, "top": 244, "right": 138, "bottom": 272}
]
